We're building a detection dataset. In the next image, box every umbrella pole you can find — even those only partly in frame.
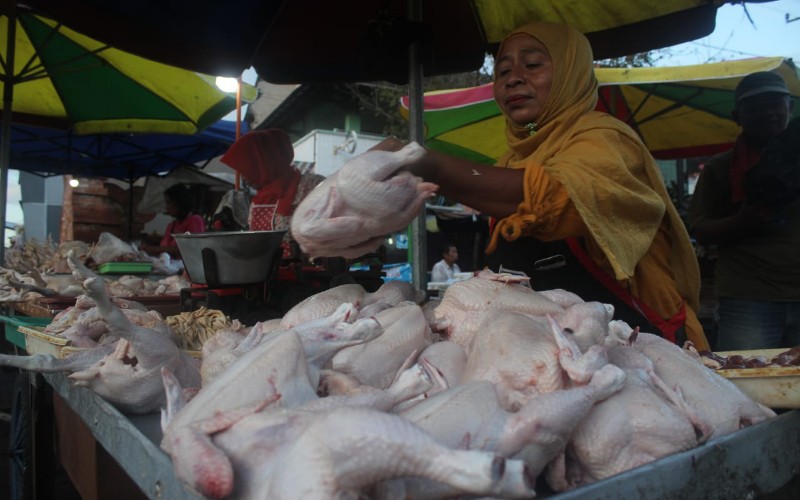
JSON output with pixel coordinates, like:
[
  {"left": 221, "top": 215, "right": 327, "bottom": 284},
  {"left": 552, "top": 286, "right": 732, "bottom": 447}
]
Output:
[
  {"left": 234, "top": 75, "right": 242, "bottom": 191},
  {"left": 128, "top": 176, "right": 134, "bottom": 241},
  {"left": 408, "top": 0, "right": 427, "bottom": 291},
  {"left": 0, "top": 7, "right": 17, "bottom": 264}
]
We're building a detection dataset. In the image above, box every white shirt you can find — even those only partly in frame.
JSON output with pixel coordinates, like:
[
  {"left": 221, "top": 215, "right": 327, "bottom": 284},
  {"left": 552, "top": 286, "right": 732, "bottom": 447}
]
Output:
[{"left": 431, "top": 259, "right": 460, "bottom": 282}]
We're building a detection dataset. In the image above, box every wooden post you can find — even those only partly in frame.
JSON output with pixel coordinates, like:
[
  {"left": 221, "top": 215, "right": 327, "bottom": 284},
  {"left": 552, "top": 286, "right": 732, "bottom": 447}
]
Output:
[{"left": 60, "top": 176, "right": 75, "bottom": 243}]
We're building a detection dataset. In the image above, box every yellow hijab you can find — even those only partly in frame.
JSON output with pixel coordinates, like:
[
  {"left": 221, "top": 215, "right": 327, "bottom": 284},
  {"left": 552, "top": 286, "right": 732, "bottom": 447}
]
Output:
[{"left": 490, "top": 22, "right": 699, "bottom": 310}]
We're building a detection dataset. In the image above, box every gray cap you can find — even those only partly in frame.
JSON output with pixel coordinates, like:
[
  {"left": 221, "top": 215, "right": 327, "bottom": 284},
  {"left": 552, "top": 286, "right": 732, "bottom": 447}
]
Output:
[{"left": 735, "top": 71, "right": 790, "bottom": 102}]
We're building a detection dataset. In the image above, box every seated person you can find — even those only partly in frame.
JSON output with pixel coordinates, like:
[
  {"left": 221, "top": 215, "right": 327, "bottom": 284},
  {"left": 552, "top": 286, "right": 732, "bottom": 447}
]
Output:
[
  {"left": 431, "top": 243, "right": 461, "bottom": 282},
  {"left": 220, "top": 129, "right": 324, "bottom": 258},
  {"left": 141, "top": 183, "right": 205, "bottom": 258}
]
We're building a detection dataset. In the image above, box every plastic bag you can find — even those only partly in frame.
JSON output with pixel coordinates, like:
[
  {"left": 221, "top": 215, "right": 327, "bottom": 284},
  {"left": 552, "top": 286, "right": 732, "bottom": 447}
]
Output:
[{"left": 89, "top": 232, "right": 139, "bottom": 266}]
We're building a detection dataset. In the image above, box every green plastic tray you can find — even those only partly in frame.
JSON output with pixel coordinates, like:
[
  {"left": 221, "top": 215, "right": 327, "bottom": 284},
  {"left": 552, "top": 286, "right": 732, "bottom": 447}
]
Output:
[
  {"left": 0, "top": 314, "right": 53, "bottom": 350},
  {"left": 97, "top": 261, "right": 153, "bottom": 274}
]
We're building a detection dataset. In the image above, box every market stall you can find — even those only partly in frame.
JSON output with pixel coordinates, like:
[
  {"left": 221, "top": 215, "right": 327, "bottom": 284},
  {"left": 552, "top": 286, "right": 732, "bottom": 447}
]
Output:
[
  {"left": 2, "top": 260, "right": 799, "bottom": 499},
  {"left": 4, "top": 333, "right": 799, "bottom": 499},
  {"left": 2, "top": 3, "right": 798, "bottom": 499}
]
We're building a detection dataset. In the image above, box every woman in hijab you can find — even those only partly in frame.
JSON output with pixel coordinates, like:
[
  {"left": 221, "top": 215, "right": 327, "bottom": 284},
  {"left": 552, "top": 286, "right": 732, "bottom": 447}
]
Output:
[
  {"left": 378, "top": 21, "right": 707, "bottom": 349},
  {"left": 221, "top": 129, "right": 324, "bottom": 257}
]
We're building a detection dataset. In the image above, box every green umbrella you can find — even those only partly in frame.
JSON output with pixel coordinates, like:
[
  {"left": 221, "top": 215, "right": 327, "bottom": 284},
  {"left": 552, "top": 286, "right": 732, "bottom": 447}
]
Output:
[
  {"left": 0, "top": 11, "right": 257, "bottom": 134},
  {"left": 0, "top": 8, "right": 257, "bottom": 261}
]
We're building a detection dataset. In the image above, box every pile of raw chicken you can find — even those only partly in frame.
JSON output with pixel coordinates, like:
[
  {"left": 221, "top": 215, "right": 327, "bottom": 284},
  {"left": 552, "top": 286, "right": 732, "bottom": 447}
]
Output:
[{"left": 0, "top": 252, "right": 776, "bottom": 500}]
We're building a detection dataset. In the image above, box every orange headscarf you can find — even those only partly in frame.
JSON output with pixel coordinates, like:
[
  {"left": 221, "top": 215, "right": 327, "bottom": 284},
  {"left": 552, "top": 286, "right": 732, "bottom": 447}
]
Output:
[{"left": 490, "top": 22, "right": 700, "bottom": 312}]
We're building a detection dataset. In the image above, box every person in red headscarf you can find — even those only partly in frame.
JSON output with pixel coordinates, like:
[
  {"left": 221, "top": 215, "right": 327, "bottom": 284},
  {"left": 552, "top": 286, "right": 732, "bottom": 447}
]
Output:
[{"left": 220, "top": 129, "right": 324, "bottom": 257}]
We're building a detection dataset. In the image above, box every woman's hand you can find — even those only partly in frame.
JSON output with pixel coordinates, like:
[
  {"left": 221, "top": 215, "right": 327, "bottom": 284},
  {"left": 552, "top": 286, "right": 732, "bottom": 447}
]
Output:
[{"left": 369, "top": 137, "right": 409, "bottom": 153}]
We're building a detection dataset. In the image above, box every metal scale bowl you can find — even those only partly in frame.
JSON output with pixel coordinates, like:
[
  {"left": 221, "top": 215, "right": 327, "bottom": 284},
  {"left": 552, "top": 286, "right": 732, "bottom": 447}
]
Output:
[{"left": 173, "top": 230, "right": 287, "bottom": 322}]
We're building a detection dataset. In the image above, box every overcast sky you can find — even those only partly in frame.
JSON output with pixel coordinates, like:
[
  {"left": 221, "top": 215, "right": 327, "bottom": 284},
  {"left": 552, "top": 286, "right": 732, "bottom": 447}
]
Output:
[{"left": 662, "top": 0, "right": 800, "bottom": 65}]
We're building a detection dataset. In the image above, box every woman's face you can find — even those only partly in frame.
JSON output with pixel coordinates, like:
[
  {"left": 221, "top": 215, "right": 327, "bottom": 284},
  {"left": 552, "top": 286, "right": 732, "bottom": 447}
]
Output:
[
  {"left": 493, "top": 34, "right": 553, "bottom": 127},
  {"left": 164, "top": 196, "right": 180, "bottom": 218}
]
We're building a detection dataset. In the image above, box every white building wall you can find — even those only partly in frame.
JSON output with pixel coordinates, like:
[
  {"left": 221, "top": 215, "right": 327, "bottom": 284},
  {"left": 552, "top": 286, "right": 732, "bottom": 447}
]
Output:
[{"left": 293, "top": 130, "right": 385, "bottom": 177}]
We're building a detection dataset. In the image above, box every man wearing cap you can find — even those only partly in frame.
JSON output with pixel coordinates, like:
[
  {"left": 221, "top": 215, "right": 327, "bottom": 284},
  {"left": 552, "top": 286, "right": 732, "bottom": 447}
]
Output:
[{"left": 689, "top": 71, "right": 798, "bottom": 350}]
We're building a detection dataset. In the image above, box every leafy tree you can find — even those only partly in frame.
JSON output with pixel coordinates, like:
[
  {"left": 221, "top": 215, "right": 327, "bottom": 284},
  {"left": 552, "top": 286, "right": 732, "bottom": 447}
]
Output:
[
  {"left": 595, "top": 51, "right": 666, "bottom": 68},
  {"left": 340, "top": 61, "right": 493, "bottom": 138}
]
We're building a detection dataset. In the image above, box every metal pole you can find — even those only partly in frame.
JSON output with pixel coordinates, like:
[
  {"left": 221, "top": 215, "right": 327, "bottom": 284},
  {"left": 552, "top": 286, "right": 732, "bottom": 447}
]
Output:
[
  {"left": 234, "top": 75, "right": 242, "bottom": 191},
  {"left": 0, "top": 7, "right": 17, "bottom": 264},
  {"left": 408, "top": 0, "right": 427, "bottom": 291},
  {"left": 128, "top": 176, "right": 134, "bottom": 241}
]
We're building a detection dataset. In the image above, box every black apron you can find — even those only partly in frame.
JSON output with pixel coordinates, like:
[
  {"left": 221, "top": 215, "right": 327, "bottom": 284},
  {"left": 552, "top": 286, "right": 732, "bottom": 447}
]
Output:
[{"left": 486, "top": 235, "right": 687, "bottom": 344}]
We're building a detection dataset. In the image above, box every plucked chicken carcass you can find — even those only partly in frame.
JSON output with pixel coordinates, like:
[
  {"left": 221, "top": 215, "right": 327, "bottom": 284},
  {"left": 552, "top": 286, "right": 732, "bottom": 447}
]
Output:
[
  {"left": 546, "top": 342, "right": 710, "bottom": 491},
  {"left": 165, "top": 306, "right": 382, "bottom": 435},
  {"left": 461, "top": 311, "right": 567, "bottom": 411},
  {"left": 280, "top": 283, "right": 366, "bottom": 328},
  {"left": 332, "top": 302, "right": 433, "bottom": 389},
  {"left": 632, "top": 331, "right": 776, "bottom": 438},
  {"left": 163, "top": 348, "right": 445, "bottom": 498},
  {"left": 193, "top": 399, "right": 534, "bottom": 500},
  {"left": 291, "top": 142, "right": 438, "bottom": 258},
  {"left": 389, "top": 364, "right": 624, "bottom": 500},
  {"left": 433, "top": 270, "right": 565, "bottom": 347},
  {"left": 280, "top": 281, "right": 424, "bottom": 329},
  {"left": 152, "top": 271, "right": 779, "bottom": 499},
  {"left": 0, "top": 253, "right": 200, "bottom": 414},
  {"left": 257, "top": 407, "right": 534, "bottom": 500}
]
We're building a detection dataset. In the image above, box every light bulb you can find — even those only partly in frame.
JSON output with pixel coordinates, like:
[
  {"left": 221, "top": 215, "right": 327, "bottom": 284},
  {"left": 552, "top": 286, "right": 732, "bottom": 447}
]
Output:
[
  {"left": 68, "top": 179, "right": 80, "bottom": 188},
  {"left": 215, "top": 76, "right": 239, "bottom": 93}
]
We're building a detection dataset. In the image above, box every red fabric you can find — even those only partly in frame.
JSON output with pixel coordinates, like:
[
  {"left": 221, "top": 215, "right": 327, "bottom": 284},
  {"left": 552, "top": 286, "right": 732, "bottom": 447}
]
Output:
[
  {"left": 251, "top": 169, "right": 301, "bottom": 216},
  {"left": 220, "top": 129, "right": 301, "bottom": 216},
  {"left": 161, "top": 213, "right": 205, "bottom": 246},
  {"left": 728, "top": 135, "right": 762, "bottom": 203},
  {"left": 566, "top": 238, "right": 685, "bottom": 342},
  {"left": 220, "top": 129, "right": 295, "bottom": 189},
  {"left": 249, "top": 204, "right": 278, "bottom": 231}
]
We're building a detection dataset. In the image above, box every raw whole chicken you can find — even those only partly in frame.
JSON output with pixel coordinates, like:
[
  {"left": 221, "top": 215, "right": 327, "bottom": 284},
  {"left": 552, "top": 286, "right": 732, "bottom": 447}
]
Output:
[
  {"left": 461, "top": 311, "right": 565, "bottom": 411},
  {"left": 206, "top": 404, "right": 534, "bottom": 500},
  {"left": 388, "top": 364, "right": 625, "bottom": 499},
  {"left": 199, "top": 319, "right": 279, "bottom": 386},
  {"left": 433, "top": 271, "right": 564, "bottom": 347},
  {"left": 332, "top": 303, "right": 433, "bottom": 389},
  {"left": 164, "top": 308, "right": 381, "bottom": 438},
  {"left": 162, "top": 362, "right": 435, "bottom": 499},
  {"left": 291, "top": 142, "right": 438, "bottom": 258},
  {"left": 631, "top": 331, "right": 776, "bottom": 438},
  {"left": 0, "top": 253, "right": 200, "bottom": 414},
  {"left": 280, "top": 283, "right": 365, "bottom": 328},
  {"left": 546, "top": 343, "right": 708, "bottom": 491},
  {"left": 150, "top": 269, "right": 777, "bottom": 499}
]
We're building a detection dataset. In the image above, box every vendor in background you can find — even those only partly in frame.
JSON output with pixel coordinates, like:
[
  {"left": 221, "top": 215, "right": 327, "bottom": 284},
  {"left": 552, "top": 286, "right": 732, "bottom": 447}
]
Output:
[
  {"left": 140, "top": 183, "right": 205, "bottom": 258},
  {"left": 220, "top": 129, "right": 324, "bottom": 259},
  {"left": 374, "top": 21, "right": 707, "bottom": 350},
  {"left": 689, "top": 72, "right": 798, "bottom": 351},
  {"left": 431, "top": 243, "right": 461, "bottom": 282}
]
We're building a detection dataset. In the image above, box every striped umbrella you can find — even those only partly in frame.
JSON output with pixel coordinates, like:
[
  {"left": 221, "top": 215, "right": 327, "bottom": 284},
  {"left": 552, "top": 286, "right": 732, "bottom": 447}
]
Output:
[
  {"left": 0, "top": 8, "right": 257, "bottom": 261},
  {"left": 400, "top": 57, "right": 800, "bottom": 162}
]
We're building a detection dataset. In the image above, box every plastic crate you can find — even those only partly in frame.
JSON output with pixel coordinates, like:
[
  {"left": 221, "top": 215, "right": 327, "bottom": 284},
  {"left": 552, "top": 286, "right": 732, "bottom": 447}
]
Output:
[
  {"left": 97, "top": 261, "right": 153, "bottom": 274},
  {"left": 0, "top": 315, "right": 53, "bottom": 350}
]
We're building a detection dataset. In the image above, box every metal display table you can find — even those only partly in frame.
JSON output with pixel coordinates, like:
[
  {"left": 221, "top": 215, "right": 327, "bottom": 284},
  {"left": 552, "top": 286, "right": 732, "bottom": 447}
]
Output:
[
  {"left": 39, "top": 370, "right": 800, "bottom": 500},
  {"left": 551, "top": 410, "right": 800, "bottom": 499},
  {"left": 42, "top": 373, "right": 201, "bottom": 500}
]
